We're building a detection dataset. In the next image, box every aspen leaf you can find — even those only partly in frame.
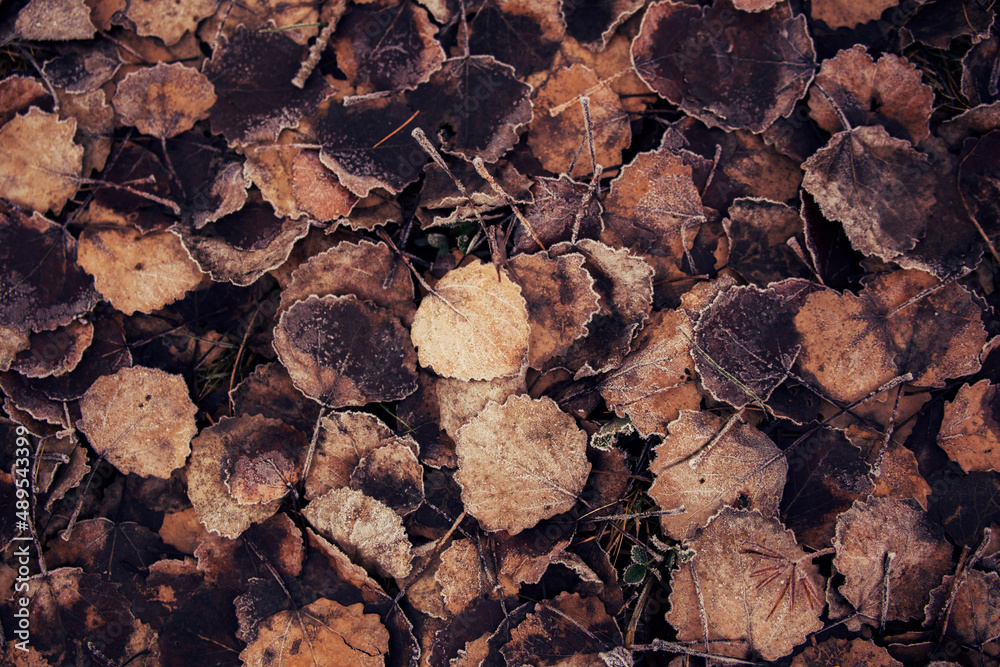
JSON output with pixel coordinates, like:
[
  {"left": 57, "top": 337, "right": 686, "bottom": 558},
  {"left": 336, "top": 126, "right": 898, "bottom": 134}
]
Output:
[
  {"left": 303, "top": 487, "right": 414, "bottom": 578},
  {"left": 273, "top": 294, "right": 418, "bottom": 408},
  {"left": 938, "top": 379, "right": 1000, "bottom": 473},
  {"left": 240, "top": 598, "right": 389, "bottom": 667},
  {"left": 455, "top": 395, "right": 590, "bottom": 535},
  {"left": 0, "top": 109, "right": 83, "bottom": 214},
  {"left": 667, "top": 508, "right": 825, "bottom": 661},
  {"left": 78, "top": 366, "right": 197, "bottom": 479},
  {"left": 112, "top": 63, "right": 216, "bottom": 139},
  {"left": 410, "top": 261, "right": 530, "bottom": 381}
]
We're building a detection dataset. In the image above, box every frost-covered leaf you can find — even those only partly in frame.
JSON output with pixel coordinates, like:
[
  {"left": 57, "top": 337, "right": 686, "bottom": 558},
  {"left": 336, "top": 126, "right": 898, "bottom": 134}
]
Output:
[
  {"left": 455, "top": 395, "right": 589, "bottom": 534},
  {"left": 938, "top": 379, "right": 1000, "bottom": 473},
  {"left": 273, "top": 294, "right": 418, "bottom": 408},
  {"left": 78, "top": 366, "right": 197, "bottom": 479},
  {"left": 113, "top": 63, "right": 216, "bottom": 139},
  {"left": 0, "top": 109, "right": 83, "bottom": 214},
  {"left": 303, "top": 487, "right": 414, "bottom": 578},
  {"left": 667, "top": 508, "right": 825, "bottom": 661},
  {"left": 410, "top": 261, "right": 530, "bottom": 381}
]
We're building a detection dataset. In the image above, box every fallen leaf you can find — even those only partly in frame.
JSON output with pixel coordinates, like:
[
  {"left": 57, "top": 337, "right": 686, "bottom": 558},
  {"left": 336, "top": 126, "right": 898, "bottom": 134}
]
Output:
[
  {"left": 790, "top": 636, "right": 903, "bottom": 667},
  {"left": 632, "top": 0, "right": 815, "bottom": 133},
  {"left": 455, "top": 395, "right": 590, "bottom": 534},
  {"left": 240, "top": 598, "right": 389, "bottom": 667},
  {"left": 509, "top": 251, "right": 601, "bottom": 369},
  {"left": 187, "top": 416, "right": 286, "bottom": 538},
  {"left": 599, "top": 309, "right": 700, "bottom": 437},
  {"left": 0, "top": 109, "right": 83, "bottom": 214},
  {"left": 938, "top": 379, "right": 1000, "bottom": 473},
  {"left": 808, "top": 45, "right": 934, "bottom": 144},
  {"left": 78, "top": 366, "right": 197, "bottom": 479},
  {"left": 125, "top": 0, "right": 218, "bottom": 45},
  {"left": 273, "top": 294, "right": 418, "bottom": 408},
  {"left": 333, "top": 1, "right": 445, "bottom": 94},
  {"left": 667, "top": 507, "right": 825, "bottom": 661},
  {"left": 16, "top": 0, "right": 95, "bottom": 40},
  {"left": 528, "top": 63, "right": 630, "bottom": 178},
  {"left": 113, "top": 63, "right": 216, "bottom": 139},
  {"left": 303, "top": 486, "right": 414, "bottom": 578},
  {"left": 802, "top": 125, "right": 936, "bottom": 263},
  {"left": 649, "top": 411, "right": 787, "bottom": 540},
  {"left": 833, "top": 496, "right": 953, "bottom": 623},
  {"left": 502, "top": 592, "right": 622, "bottom": 666},
  {"left": 10, "top": 319, "right": 93, "bottom": 379},
  {"left": 77, "top": 223, "right": 204, "bottom": 315},
  {"left": 410, "top": 260, "right": 530, "bottom": 381}
]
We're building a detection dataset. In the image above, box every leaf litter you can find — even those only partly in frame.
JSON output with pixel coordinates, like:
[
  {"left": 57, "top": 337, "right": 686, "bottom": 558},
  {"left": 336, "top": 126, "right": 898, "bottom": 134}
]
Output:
[{"left": 2, "top": 1, "right": 1000, "bottom": 665}]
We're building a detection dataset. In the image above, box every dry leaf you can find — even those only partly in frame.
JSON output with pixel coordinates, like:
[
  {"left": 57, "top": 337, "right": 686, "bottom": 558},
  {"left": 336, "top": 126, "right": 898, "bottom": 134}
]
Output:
[
  {"left": 240, "top": 598, "right": 389, "bottom": 667},
  {"left": 113, "top": 63, "right": 216, "bottom": 139},
  {"left": 78, "top": 366, "right": 197, "bottom": 479},
  {"left": 938, "top": 379, "right": 1000, "bottom": 473},
  {"left": 455, "top": 395, "right": 590, "bottom": 534},
  {"left": 273, "top": 294, "right": 418, "bottom": 408},
  {"left": 78, "top": 223, "right": 204, "bottom": 315},
  {"left": 0, "top": 109, "right": 83, "bottom": 214},
  {"left": 303, "top": 487, "right": 414, "bottom": 578},
  {"left": 16, "top": 0, "right": 95, "bottom": 40},
  {"left": 410, "top": 261, "right": 530, "bottom": 381},
  {"left": 833, "top": 496, "right": 953, "bottom": 623},
  {"left": 667, "top": 507, "right": 825, "bottom": 661},
  {"left": 649, "top": 411, "right": 787, "bottom": 540}
]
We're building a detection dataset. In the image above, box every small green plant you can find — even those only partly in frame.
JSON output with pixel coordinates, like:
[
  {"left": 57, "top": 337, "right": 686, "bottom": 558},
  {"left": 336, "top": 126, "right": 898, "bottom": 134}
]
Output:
[{"left": 622, "top": 535, "right": 695, "bottom": 585}]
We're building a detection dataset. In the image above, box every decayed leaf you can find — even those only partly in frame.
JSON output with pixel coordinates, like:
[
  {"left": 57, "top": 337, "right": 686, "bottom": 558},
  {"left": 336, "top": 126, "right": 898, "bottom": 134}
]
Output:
[
  {"left": 112, "top": 63, "right": 216, "bottom": 139},
  {"left": 455, "top": 395, "right": 590, "bottom": 534},
  {"left": 632, "top": 0, "right": 815, "bottom": 133},
  {"left": 350, "top": 436, "right": 424, "bottom": 516},
  {"left": 0, "top": 109, "right": 83, "bottom": 214},
  {"left": 938, "top": 380, "right": 1000, "bottom": 473},
  {"left": 240, "top": 598, "right": 389, "bottom": 667},
  {"left": 273, "top": 294, "right": 418, "bottom": 408},
  {"left": 406, "top": 55, "right": 532, "bottom": 163},
  {"left": 790, "top": 637, "right": 903, "bottom": 667},
  {"left": 811, "top": 0, "right": 899, "bottom": 29},
  {"left": 77, "top": 224, "right": 204, "bottom": 315},
  {"left": 694, "top": 279, "right": 818, "bottom": 410},
  {"left": 219, "top": 416, "right": 306, "bottom": 505},
  {"left": 528, "top": 63, "right": 630, "bottom": 178},
  {"left": 410, "top": 261, "right": 530, "bottom": 381},
  {"left": 513, "top": 175, "right": 603, "bottom": 253},
  {"left": 188, "top": 416, "right": 286, "bottom": 538},
  {"left": 230, "top": 362, "right": 321, "bottom": 436},
  {"left": 437, "top": 374, "right": 525, "bottom": 442},
  {"left": 781, "top": 427, "right": 874, "bottom": 549},
  {"left": 928, "top": 570, "right": 1000, "bottom": 648},
  {"left": 563, "top": 0, "right": 643, "bottom": 50},
  {"left": 16, "top": 0, "right": 95, "bottom": 40},
  {"left": 126, "top": 0, "right": 218, "bottom": 45},
  {"left": 78, "top": 366, "right": 197, "bottom": 479},
  {"left": 599, "top": 309, "right": 700, "bottom": 437},
  {"left": 809, "top": 46, "right": 934, "bottom": 144},
  {"left": 502, "top": 592, "right": 622, "bottom": 666},
  {"left": 10, "top": 319, "right": 93, "bottom": 379},
  {"left": 333, "top": 1, "right": 445, "bottom": 94},
  {"left": 316, "top": 96, "right": 427, "bottom": 198},
  {"left": 304, "top": 411, "right": 401, "bottom": 500},
  {"left": 667, "top": 507, "right": 825, "bottom": 661},
  {"left": 602, "top": 138, "right": 705, "bottom": 256},
  {"left": 549, "top": 239, "right": 654, "bottom": 378},
  {"left": 649, "top": 411, "right": 787, "bottom": 540},
  {"left": 723, "top": 198, "right": 811, "bottom": 286},
  {"left": 0, "top": 208, "right": 96, "bottom": 335},
  {"left": 26, "top": 568, "right": 156, "bottom": 667},
  {"left": 204, "top": 27, "right": 327, "bottom": 145},
  {"left": 303, "top": 487, "right": 414, "bottom": 578},
  {"left": 0, "top": 325, "right": 30, "bottom": 372},
  {"left": 278, "top": 239, "right": 415, "bottom": 325},
  {"left": 466, "top": 0, "right": 564, "bottom": 76},
  {"left": 509, "top": 251, "right": 600, "bottom": 369},
  {"left": 802, "top": 125, "right": 936, "bottom": 262},
  {"left": 173, "top": 202, "right": 310, "bottom": 286},
  {"left": 833, "top": 497, "right": 953, "bottom": 623}
]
